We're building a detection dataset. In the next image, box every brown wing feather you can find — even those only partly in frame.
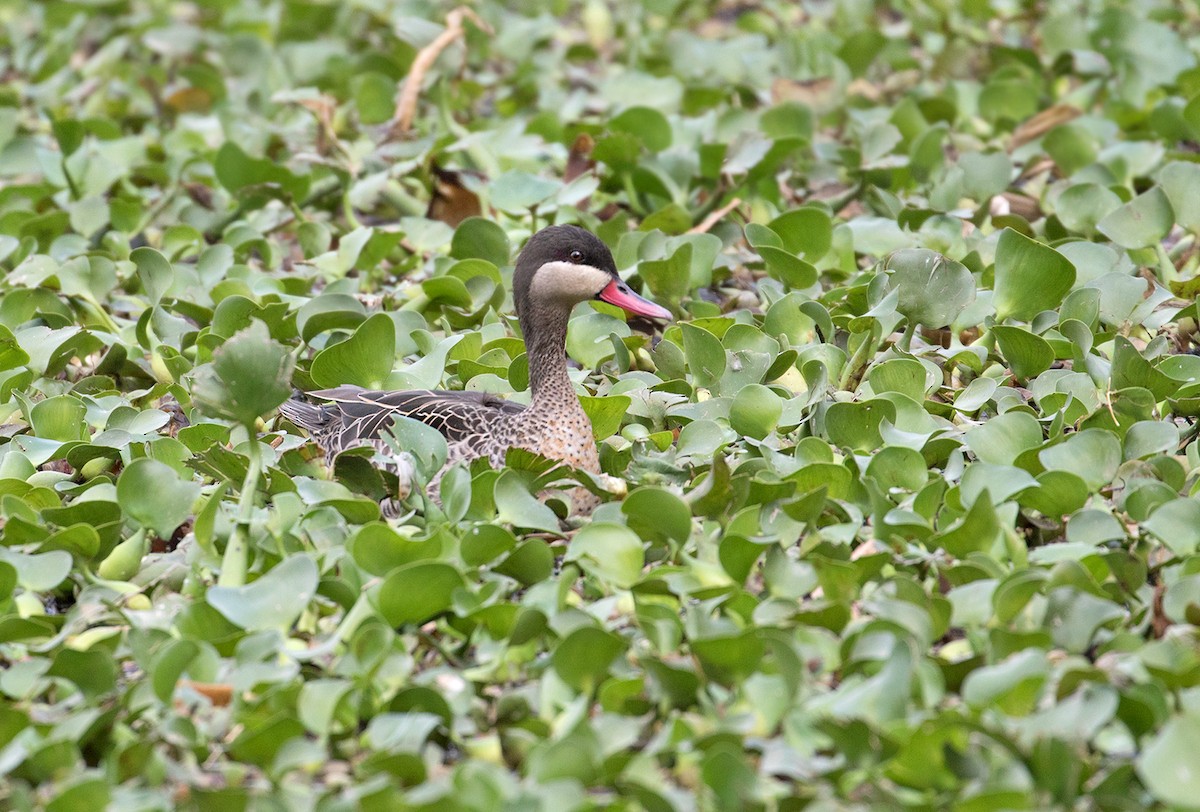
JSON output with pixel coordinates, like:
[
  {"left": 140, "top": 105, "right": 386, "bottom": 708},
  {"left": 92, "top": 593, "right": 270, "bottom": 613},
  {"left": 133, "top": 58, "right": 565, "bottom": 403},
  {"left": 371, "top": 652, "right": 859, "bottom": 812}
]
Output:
[{"left": 292, "top": 385, "right": 524, "bottom": 450}]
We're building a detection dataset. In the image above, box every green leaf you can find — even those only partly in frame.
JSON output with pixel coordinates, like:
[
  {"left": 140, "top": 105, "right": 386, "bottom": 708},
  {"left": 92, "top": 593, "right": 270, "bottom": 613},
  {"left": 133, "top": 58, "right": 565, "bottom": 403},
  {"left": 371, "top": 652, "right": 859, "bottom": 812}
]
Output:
[
  {"left": 934, "top": 496, "right": 1000, "bottom": 557},
  {"left": 992, "top": 228, "right": 1076, "bottom": 322},
  {"left": 962, "top": 649, "right": 1048, "bottom": 715},
  {"left": 376, "top": 561, "right": 465, "bottom": 626},
  {"left": 29, "top": 395, "right": 87, "bottom": 442},
  {"left": 383, "top": 415, "right": 448, "bottom": 482},
  {"left": 130, "top": 247, "right": 174, "bottom": 305},
  {"left": 1039, "top": 430, "right": 1122, "bottom": 492},
  {"left": 680, "top": 324, "right": 725, "bottom": 389},
  {"left": 1136, "top": 712, "right": 1200, "bottom": 808},
  {"left": 993, "top": 325, "right": 1055, "bottom": 379},
  {"left": 214, "top": 141, "right": 310, "bottom": 201},
  {"left": 1056, "top": 183, "right": 1121, "bottom": 235},
  {"left": 494, "top": 470, "right": 561, "bottom": 533},
  {"left": 1159, "top": 161, "right": 1200, "bottom": 231},
  {"left": 622, "top": 487, "right": 692, "bottom": 544},
  {"left": 824, "top": 399, "right": 897, "bottom": 452},
  {"left": 1096, "top": 186, "right": 1174, "bottom": 249},
  {"left": 207, "top": 555, "right": 319, "bottom": 631},
  {"left": 767, "top": 208, "right": 833, "bottom": 261},
  {"left": 610, "top": 106, "right": 672, "bottom": 151},
  {"left": 965, "top": 411, "right": 1043, "bottom": 465},
  {"left": 552, "top": 626, "right": 627, "bottom": 691},
  {"left": 117, "top": 458, "right": 200, "bottom": 538},
  {"left": 0, "top": 548, "right": 71, "bottom": 591},
  {"left": 489, "top": 171, "right": 560, "bottom": 212},
  {"left": 566, "top": 523, "right": 645, "bottom": 588},
  {"left": 729, "top": 383, "right": 782, "bottom": 439},
  {"left": 309, "top": 312, "right": 395, "bottom": 389},
  {"left": 352, "top": 72, "right": 396, "bottom": 124},
  {"left": 192, "top": 320, "right": 295, "bottom": 427},
  {"left": 579, "top": 394, "right": 631, "bottom": 440},
  {"left": 450, "top": 217, "right": 511, "bottom": 267},
  {"left": 884, "top": 248, "right": 976, "bottom": 328},
  {"left": 1142, "top": 498, "right": 1200, "bottom": 556},
  {"left": 0, "top": 324, "right": 30, "bottom": 372},
  {"left": 348, "top": 522, "right": 440, "bottom": 576}
]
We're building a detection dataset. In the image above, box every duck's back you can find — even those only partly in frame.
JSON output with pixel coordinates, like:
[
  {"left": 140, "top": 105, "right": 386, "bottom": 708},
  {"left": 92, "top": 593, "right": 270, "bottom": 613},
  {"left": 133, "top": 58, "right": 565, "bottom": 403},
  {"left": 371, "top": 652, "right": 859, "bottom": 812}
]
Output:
[{"left": 280, "top": 386, "right": 601, "bottom": 510}]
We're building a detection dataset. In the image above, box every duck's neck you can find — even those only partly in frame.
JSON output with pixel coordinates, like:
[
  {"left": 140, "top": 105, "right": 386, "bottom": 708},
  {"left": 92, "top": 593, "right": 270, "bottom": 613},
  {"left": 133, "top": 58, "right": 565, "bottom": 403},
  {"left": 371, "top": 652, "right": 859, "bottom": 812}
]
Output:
[{"left": 524, "top": 305, "right": 579, "bottom": 413}]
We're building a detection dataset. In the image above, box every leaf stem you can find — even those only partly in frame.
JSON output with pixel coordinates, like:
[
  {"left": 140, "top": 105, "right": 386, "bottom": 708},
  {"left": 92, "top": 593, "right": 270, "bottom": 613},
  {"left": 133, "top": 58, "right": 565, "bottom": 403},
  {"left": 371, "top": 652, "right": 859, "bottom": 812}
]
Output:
[
  {"left": 218, "top": 436, "right": 263, "bottom": 587},
  {"left": 837, "top": 325, "right": 879, "bottom": 391}
]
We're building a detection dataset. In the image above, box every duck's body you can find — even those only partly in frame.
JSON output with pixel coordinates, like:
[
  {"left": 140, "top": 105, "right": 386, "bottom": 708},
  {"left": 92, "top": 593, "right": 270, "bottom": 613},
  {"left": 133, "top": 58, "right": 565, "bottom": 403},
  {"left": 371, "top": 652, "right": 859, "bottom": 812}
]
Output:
[{"left": 280, "top": 225, "right": 670, "bottom": 514}]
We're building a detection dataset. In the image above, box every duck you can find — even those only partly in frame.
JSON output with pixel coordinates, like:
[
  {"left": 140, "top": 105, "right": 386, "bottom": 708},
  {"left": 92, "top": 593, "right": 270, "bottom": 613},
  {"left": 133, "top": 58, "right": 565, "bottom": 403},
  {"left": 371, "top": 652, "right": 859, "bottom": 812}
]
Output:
[{"left": 279, "top": 224, "right": 672, "bottom": 514}]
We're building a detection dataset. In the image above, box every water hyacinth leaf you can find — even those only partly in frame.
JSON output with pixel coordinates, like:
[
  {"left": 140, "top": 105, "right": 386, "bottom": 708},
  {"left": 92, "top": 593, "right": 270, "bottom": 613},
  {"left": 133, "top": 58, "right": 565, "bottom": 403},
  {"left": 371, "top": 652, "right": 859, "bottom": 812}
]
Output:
[
  {"left": 495, "top": 539, "right": 554, "bottom": 585},
  {"left": 680, "top": 324, "right": 726, "bottom": 389},
  {"left": 0, "top": 548, "right": 72, "bottom": 591},
  {"left": 1039, "top": 430, "right": 1122, "bottom": 492},
  {"left": 116, "top": 458, "right": 200, "bottom": 538},
  {"left": 1110, "top": 337, "right": 1178, "bottom": 401},
  {"left": 866, "top": 446, "right": 928, "bottom": 493},
  {"left": 352, "top": 72, "right": 395, "bottom": 124},
  {"left": 992, "top": 229, "right": 1076, "bottom": 322},
  {"left": 610, "top": 106, "right": 672, "bottom": 151},
  {"left": 348, "top": 523, "right": 440, "bottom": 576},
  {"left": 1096, "top": 186, "right": 1174, "bottom": 249},
  {"left": 767, "top": 208, "right": 833, "bottom": 260},
  {"left": 310, "top": 312, "right": 395, "bottom": 389},
  {"left": 692, "top": 630, "right": 765, "bottom": 686},
  {"left": 638, "top": 242, "right": 694, "bottom": 306},
  {"left": 192, "top": 321, "right": 295, "bottom": 427},
  {"left": 1163, "top": 575, "right": 1200, "bottom": 625},
  {"left": 1123, "top": 420, "right": 1177, "bottom": 461},
  {"left": 992, "top": 325, "right": 1055, "bottom": 380},
  {"left": 552, "top": 626, "right": 627, "bottom": 691},
  {"left": 962, "top": 649, "right": 1048, "bottom": 715},
  {"left": 622, "top": 487, "right": 692, "bottom": 544},
  {"left": 29, "top": 395, "right": 87, "bottom": 442},
  {"left": 450, "top": 217, "right": 511, "bottom": 267},
  {"left": 566, "top": 523, "right": 644, "bottom": 589},
  {"left": 297, "top": 679, "right": 355, "bottom": 737},
  {"left": 1141, "top": 498, "right": 1200, "bottom": 556},
  {"left": 489, "top": 171, "right": 560, "bottom": 212},
  {"left": 882, "top": 249, "right": 976, "bottom": 328},
  {"left": 1055, "top": 184, "right": 1121, "bottom": 235},
  {"left": 130, "top": 247, "right": 174, "bottom": 306},
  {"left": 0, "top": 324, "right": 30, "bottom": 372},
  {"left": 935, "top": 496, "right": 1000, "bottom": 557},
  {"left": 567, "top": 312, "right": 629, "bottom": 368},
  {"left": 494, "top": 471, "right": 561, "bottom": 533},
  {"left": 47, "top": 648, "right": 117, "bottom": 701},
  {"left": 1159, "top": 161, "right": 1200, "bottom": 231},
  {"left": 868, "top": 358, "right": 928, "bottom": 401},
  {"left": 296, "top": 294, "right": 367, "bottom": 343},
  {"left": 376, "top": 561, "right": 465, "bottom": 627},
  {"left": 214, "top": 141, "right": 310, "bottom": 201},
  {"left": 579, "top": 394, "right": 630, "bottom": 440},
  {"left": 207, "top": 555, "right": 319, "bottom": 631},
  {"left": 825, "top": 399, "right": 897, "bottom": 452},
  {"left": 758, "top": 246, "right": 818, "bottom": 289},
  {"left": 965, "top": 411, "right": 1043, "bottom": 465},
  {"left": 460, "top": 524, "right": 517, "bottom": 567},
  {"left": 729, "top": 384, "right": 782, "bottom": 439},
  {"left": 1136, "top": 712, "right": 1200, "bottom": 808},
  {"left": 383, "top": 416, "right": 448, "bottom": 482}
]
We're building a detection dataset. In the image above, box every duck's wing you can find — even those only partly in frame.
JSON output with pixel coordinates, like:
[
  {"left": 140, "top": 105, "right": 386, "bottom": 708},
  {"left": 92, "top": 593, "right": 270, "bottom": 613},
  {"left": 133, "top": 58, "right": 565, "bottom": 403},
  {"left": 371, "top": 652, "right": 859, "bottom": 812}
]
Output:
[{"left": 280, "top": 385, "right": 525, "bottom": 451}]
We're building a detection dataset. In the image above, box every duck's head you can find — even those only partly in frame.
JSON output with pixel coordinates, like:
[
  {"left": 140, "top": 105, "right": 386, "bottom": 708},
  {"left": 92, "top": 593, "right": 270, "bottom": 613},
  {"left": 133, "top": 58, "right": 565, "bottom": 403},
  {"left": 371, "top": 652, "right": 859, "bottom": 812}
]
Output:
[{"left": 513, "top": 225, "right": 671, "bottom": 330}]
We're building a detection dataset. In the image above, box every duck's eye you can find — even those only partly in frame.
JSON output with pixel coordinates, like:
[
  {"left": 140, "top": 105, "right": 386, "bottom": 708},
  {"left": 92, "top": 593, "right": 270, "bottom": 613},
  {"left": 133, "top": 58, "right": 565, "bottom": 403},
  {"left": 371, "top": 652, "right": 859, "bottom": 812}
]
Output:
[{"left": 569, "top": 250, "right": 583, "bottom": 263}]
